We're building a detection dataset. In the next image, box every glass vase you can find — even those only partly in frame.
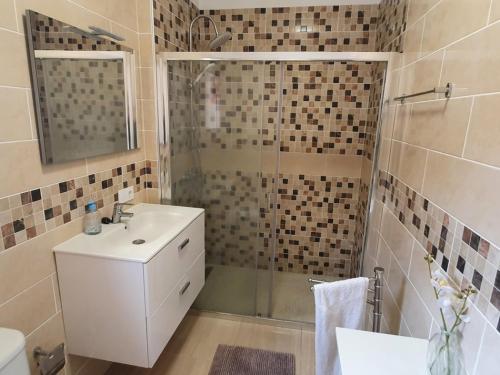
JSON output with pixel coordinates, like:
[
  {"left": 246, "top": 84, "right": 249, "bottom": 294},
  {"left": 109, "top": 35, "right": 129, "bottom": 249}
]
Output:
[{"left": 427, "top": 329, "right": 465, "bottom": 375}]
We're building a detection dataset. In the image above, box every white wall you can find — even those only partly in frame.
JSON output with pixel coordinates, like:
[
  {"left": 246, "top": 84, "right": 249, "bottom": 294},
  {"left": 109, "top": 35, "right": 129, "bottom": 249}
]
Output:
[{"left": 194, "top": 0, "right": 381, "bottom": 10}]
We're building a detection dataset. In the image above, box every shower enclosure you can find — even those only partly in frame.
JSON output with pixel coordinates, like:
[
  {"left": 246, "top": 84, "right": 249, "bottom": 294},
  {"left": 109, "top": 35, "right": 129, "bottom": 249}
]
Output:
[{"left": 156, "top": 52, "right": 391, "bottom": 323}]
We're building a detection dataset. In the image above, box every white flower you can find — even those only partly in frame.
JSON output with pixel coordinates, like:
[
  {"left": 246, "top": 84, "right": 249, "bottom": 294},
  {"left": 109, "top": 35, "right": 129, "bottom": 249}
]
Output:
[
  {"left": 431, "top": 279, "right": 441, "bottom": 289},
  {"left": 438, "top": 296, "right": 453, "bottom": 309},
  {"left": 460, "top": 315, "right": 471, "bottom": 323}
]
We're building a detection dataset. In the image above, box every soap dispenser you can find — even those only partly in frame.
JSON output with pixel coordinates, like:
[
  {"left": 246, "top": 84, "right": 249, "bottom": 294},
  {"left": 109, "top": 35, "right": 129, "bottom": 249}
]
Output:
[{"left": 84, "top": 200, "right": 101, "bottom": 235}]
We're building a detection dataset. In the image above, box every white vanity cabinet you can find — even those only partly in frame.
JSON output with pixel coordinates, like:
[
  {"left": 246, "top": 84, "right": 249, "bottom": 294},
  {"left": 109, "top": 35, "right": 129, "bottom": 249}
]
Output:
[{"left": 54, "top": 206, "right": 205, "bottom": 368}]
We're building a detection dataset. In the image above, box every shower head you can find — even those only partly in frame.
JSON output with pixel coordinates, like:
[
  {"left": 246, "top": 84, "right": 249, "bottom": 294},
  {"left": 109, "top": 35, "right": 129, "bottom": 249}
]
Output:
[
  {"left": 209, "top": 31, "right": 232, "bottom": 50},
  {"left": 192, "top": 62, "right": 216, "bottom": 86},
  {"left": 189, "top": 15, "right": 232, "bottom": 51}
]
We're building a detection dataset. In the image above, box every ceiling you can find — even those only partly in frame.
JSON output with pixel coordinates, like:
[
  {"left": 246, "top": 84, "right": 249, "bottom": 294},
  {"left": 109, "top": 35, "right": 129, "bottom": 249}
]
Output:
[{"left": 193, "top": 0, "right": 381, "bottom": 10}]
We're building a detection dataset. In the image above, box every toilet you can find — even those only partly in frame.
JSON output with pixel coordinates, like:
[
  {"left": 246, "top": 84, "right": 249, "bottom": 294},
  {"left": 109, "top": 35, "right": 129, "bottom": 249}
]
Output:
[{"left": 0, "top": 328, "right": 30, "bottom": 375}]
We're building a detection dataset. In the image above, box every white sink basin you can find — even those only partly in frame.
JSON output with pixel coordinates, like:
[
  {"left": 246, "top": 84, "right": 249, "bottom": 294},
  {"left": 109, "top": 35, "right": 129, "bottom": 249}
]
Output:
[{"left": 54, "top": 203, "right": 204, "bottom": 263}]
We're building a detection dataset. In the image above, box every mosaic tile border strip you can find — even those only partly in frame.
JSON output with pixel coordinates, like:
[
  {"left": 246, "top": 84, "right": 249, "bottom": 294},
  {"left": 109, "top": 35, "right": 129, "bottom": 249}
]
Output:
[
  {"left": 0, "top": 161, "right": 155, "bottom": 252},
  {"left": 378, "top": 170, "right": 500, "bottom": 333}
]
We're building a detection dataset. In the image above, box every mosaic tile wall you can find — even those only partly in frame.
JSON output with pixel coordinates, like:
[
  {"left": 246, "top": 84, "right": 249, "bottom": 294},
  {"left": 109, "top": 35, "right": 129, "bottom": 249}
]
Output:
[
  {"left": 155, "top": 3, "right": 388, "bottom": 277},
  {"left": 279, "top": 61, "right": 374, "bottom": 157},
  {"left": 197, "top": 5, "right": 379, "bottom": 52},
  {"left": 265, "top": 174, "right": 360, "bottom": 277},
  {"left": 163, "top": 60, "right": 384, "bottom": 277},
  {"left": 203, "top": 170, "right": 260, "bottom": 267},
  {"left": 153, "top": 0, "right": 199, "bottom": 52},
  {"left": 0, "top": 160, "right": 154, "bottom": 251},
  {"left": 28, "top": 11, "right": 124, "bottom": 52},
  {"left": 375, "top": 0, "right": 407, "bottom": 52},
  {"left": 378, "top": 170, "right": 500, "bottom": 333}
]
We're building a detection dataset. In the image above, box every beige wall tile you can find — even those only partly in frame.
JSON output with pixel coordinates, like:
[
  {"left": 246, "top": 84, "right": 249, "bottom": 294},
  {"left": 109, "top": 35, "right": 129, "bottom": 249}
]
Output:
[
  {"left": 388, "top": 140, "right": 427, "bottom": 193},
  {"left": 85, "top": 147, "right": 145, "bottom": 175},
  {"left": 146, "top": 188, "right": 160, "bottom": 204},
  {"left": 137, "top": 0, "right": 153, "bottom": 34},
  {"left": 0, "top": 218, "right": 82, "bottom": 304},
  {"left": 139, "top": 34, "right": 154, "bottom": 67},
  {"left": 401, "top": 18, "right": 424, "bottom": 67},
  {"left": 0, "top": 141, "right": 87, "bottom": 197},
  {"left": 0, "top": 277, "right": 56, "bottom": 336},
  {"left": 200, "top": 149, "right": 262, "bottom": 173},
  {"left": 490, "top": 0, "right": 500, "bottom": 23},
  {"left": 0, "top": 29, "right": 30, "bottom": 87},
  {"left": 382, "top": 287, "right": 403, "bottom": 335},
  {"left": 421, "top": 0, "right": 490, "bottom": 55},
  {"left": 378, "top": 137, "right": 392, "bottom": 172},
  {"left": 474, "top": 322, "right": 500, "bottom": 375},
  {"left": 278, "top": 153, "right": 363, "bottom": 178},
  {"left": 387, "top": 251, "right": 409, "bottom": 309},
  {"left": 0, "top": 0, "right": 18, "bottom": 31},
  {"left": 375, "top": 233, "right": 392, "bottom": 280},
  {"left": 380, "top": 207, "right": 414, "bottom": 273},
  {"left": 394, "top": 98, "right": 472, "bottom": 156},
  {"left": 139, "top": 67, "right": 154, "bottom": 100},
  {"left": 323, "top": 155, "right": 363, "bottom": 178},
  {"left": 406, "top": 0, "right": 440, "bottom": 26},
  {"left": 15, "top": 0, "right": 109, "bottom": 36},
  {"left": 25, "top": 313, "right": 66, "bottom": 375},
  {"left": 142, "top": 99, "right": 156, "bottom": 131},
  {"left": 459, "top": 305, "right": 487, "bottom": 375},
  {"left": 0, "top": 87, "right": 32, "bottom": 142},
  {"left": 397, "top": 51, "right": 443, "bottom": 103},
  {"left": 463, "top": 94, "right": 500, "bottom": 168},
  {"left": 407, "top": 242, "right": 442, "bottom": 322},
  {"left": 399, "top": 281, "right": 433, "bottom": 339},
  {"left": 441, "top": 22, "right": 500, "bottom": 96},
  {"left": 144, "top": 130, "right": 158, "bottom": 160},
  {"left": 380, "top": 103, "right": 396, "bottom": 140},
  {"left": 110, "top": 21, "right": 140, "bottom": 51},
  {"left": 423, "top": 151, "right": 500, "bottom": 246},
  {"left": 64, "top": 0, "right": 138, "bottom": 31}
]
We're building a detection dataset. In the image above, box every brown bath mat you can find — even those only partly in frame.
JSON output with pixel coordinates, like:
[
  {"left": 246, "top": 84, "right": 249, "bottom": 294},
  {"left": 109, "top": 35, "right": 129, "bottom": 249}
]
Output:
[{"left": 208, "top": 345, "right": 295, "bottom": 375}]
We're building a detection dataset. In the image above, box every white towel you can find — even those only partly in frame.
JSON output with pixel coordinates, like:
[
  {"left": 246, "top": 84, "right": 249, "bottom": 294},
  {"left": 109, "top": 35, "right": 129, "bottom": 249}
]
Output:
[{"left": 314, "top": 277, "right": 369, "bottom": 375}]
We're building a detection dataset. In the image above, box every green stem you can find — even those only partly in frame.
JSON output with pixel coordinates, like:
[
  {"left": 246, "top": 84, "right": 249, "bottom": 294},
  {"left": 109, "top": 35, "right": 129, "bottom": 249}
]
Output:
[
  {"left": 449, "top": 292, "right": 470, "bottom": 334},
  {"left": 426, "top": 256, "right": 449, "bottom": 332}
]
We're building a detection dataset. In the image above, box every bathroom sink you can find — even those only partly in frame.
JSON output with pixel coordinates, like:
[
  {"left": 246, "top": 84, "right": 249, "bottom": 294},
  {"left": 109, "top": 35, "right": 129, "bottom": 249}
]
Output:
[{"left": 54, "top": 203, "right": 204, "bottom": 262}]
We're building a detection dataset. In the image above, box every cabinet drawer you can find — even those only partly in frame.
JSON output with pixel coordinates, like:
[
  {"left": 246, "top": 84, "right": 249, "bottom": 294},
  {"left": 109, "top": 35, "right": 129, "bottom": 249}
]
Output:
[
  {"left": 146, "top": 251, "right": 205, "bottom": 366},
  {"left": 145, "top": 214, "right": 204, "bottom": 315}
]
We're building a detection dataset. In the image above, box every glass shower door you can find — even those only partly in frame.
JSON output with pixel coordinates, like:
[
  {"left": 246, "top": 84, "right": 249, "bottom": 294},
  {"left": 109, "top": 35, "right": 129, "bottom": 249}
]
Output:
[{"left": 162, "top": 59, "right": 278, "bottom": 316}]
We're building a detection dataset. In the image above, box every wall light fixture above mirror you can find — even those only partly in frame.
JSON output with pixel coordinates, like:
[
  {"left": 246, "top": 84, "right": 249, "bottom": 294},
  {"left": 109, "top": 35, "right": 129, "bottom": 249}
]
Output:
[{"left": 25, "top": 10, "right": 139, "bottom": 165}]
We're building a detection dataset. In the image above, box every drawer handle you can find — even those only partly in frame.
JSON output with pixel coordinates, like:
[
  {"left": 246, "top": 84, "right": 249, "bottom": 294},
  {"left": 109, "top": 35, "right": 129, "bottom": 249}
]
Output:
[
  {"left": 179, "top": 281, "right": 191, "bottom": 296},
  {"left": 178, "top": 238, "right": 190, "bottom": 252}
]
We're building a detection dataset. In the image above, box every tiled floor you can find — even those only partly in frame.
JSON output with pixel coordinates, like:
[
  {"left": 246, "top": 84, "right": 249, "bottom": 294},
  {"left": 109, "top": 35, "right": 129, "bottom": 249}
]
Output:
[{"left": 106, "top": 311, "right": 315, "bottom": 375}]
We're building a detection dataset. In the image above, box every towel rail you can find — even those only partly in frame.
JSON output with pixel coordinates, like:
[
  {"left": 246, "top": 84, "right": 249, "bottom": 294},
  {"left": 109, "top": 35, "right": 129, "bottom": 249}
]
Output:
[
  {"left": 308, "top": 266, "right": 384, "bottom": 333},
  {"left": 394, "top": 83, "right": 452, "bottom": 103}
]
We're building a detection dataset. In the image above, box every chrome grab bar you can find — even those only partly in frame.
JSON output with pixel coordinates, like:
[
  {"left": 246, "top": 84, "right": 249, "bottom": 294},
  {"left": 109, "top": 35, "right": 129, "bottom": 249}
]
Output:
[
  {"left": 394, "top": 83, "right": 453, "bottom": 103},
  {"left": 308, "top": 266, "right": 384, "bottom": 333}
]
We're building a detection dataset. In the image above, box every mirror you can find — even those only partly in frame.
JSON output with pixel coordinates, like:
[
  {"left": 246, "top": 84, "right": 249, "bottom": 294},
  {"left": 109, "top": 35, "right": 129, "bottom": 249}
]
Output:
[{"left": 25, "top": 10, "right": 138, "bottom": 164}]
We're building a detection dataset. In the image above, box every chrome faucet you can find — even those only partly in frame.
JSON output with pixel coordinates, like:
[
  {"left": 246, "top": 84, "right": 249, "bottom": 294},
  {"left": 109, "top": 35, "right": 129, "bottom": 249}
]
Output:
[{"left": 112, "top": 203, "right": 134, "bottom": 223}]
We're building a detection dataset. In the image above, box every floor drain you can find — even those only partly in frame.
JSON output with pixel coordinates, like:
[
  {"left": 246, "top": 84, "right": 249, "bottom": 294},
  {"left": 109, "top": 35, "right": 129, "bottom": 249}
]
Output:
[{"left": 132, "top": 239, "right": 146, "bottom": 245}]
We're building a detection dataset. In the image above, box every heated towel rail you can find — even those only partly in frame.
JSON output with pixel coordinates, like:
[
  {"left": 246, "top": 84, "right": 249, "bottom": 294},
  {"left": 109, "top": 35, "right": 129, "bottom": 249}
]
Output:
[{"left": 308, "top": 266, "right": 385, "bottom": 333}]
